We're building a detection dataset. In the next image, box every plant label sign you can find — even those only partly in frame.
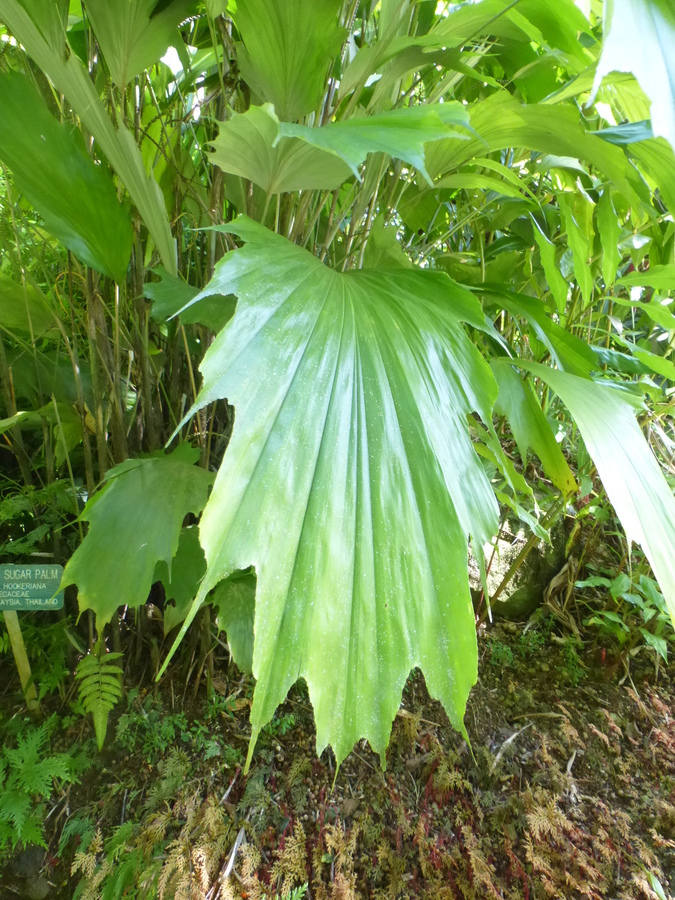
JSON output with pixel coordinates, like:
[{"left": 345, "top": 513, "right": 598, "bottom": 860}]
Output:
[{"left": 0, "top": 565, "right": 64, "bottom": 610}]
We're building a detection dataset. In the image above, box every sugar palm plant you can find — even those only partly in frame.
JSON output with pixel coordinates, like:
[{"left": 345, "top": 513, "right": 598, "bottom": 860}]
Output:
[{"left": 0, "top": 0, "right": 674, "bottom": 765}]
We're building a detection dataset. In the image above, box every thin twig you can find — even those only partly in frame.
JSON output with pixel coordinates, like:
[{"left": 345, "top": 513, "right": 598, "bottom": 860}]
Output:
[{"left": 491, "top": 723, "right": 532, "bottom": 772}]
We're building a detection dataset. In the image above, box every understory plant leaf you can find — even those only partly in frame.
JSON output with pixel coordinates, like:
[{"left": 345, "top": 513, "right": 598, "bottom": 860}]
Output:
[
  {"left": 0, "top": 72, "right": 133, "bottom": 282},
  {"left": 75, "top": 650, "right": 124, "bottom": 750},
  {"left": 491, "top": 360, "right": 576, "bottom": 495},
  {"left": 0, "top": 0, "right": 177, "bottom": 274},
  {"left": 425, "top": 94, "right": 642, "bottom": 207},
  {"left": 519, "top": 362, "right": 675, "bottom": 627},
  {"left": 0, "top": 273, "right": 59, "bottom": 337},
  {"left": 144, "top": 267, "right": 235, "bottom": 330},
  {"left": 481, "top": 287, "right": 597, "bottom": 376},
  {"left": 617, "top": 265, "right": 675, "bottom": 291},
  {"left": 596, "top": 189, "right": 621, "bottom": 287},
  {"left": 558, "top": 191, "right": 594, "bottom": 305},
  {"left": 361, "top": 218, "right": 412, "bottom": 271},
  {"left": 208, "top": 104, "right": 353, "bottom": 194},
  {"left": 531, "top": 218, "right": 568, "bottom": 316},
  {"left": 341, "top": 0, "right": 591, "bottom": 99},
  {"left": 154, "top": 525, "right": 206, "bottom": 636},
  {"left": 83, "top": 0, "right": 195, "bottom": 87},
  {"left": 14, "top": 0, "right": 68, "bottom": 48},
  {"left": 629, "top": 138, "right": 675, "bottom": 216},
  {"left": 231, "top": 0, "right": 346, "bottom": 122},
  {"left": 61, "top": 446, "right": 213, "bottom": 627},
  {"left": 165, "top": 216, "right": 500, "bottom": 768},
  {"left": 430, "top": 0, "right": 592, "bottom": 58},
  {"left": 212, "top": 572, "right": 256, "bottom": 674},
  {"left": 281, "top": 103, "right": 471, "bottom": 186}
]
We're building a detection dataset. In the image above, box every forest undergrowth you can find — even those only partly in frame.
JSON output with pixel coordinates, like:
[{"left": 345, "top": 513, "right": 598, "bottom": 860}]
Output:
[{"left": 1, "top": 603, "right": 674, "bottom": 900}]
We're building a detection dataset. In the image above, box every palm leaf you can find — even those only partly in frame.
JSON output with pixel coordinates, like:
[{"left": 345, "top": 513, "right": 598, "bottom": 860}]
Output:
[
  {"left": 61, "top": 446, "right": 213, "bottom": 627},
  {"left": 163, "top": 216, "right": 500, "bottom": 768},
  {"left": 0, "top": 0, "right": 177, "bottom": 274},
  {"left": 520, "top": 363, "right": 675, "bottom": 626},
  {"left": 231, "top": 0, "right": 346, "bottom": 122}
]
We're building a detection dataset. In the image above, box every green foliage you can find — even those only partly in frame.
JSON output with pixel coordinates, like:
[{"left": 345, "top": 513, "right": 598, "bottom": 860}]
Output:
[
  {"left": 0, "top": 0, "right": 177, "bottom": 272},
  {"left": 76, "top": 646, "right": 124, "bottom": 751},
  {"left": 83, "top": 0, "right": 195, "bottom": 88},
  {"left": 166, "top": 215, "right": 500, "bottom": 768},
  {"left": 71, "top": 823, "right": 154, "bottom": 900},
  {"left": 212, "top": 570, "right": 256, "bottom": 673},
  {"left": 0, "top": 717, "right": 85, "bottom": 854},
  {"left": 113, "top": 692, "right": 244, "bottom": 767},
  {"left": 578, "top": 567, "right": 674, "bottom": 664},
  {"left": 274, "top": 887, "right": 307, "bottom": 900},
  {"left": 62, "top": 446, "right": 213, "bottom": 626},
  {"left": 488, "top": 638, "right": 515, "bottom": 669},
  {"left": 2, "top": 0, "right": 675, "bottom": 784},
  {"left": 264, "top": 710, "right": 297, "bottom": 738},
  {"left": 593, "top": 0, "right": 675, "bottom": 150},
  {"left": 488, "top": 620, "right": 552, "bottom": 669},
  {"left": 424, "top": 93, "right": 642, "bottom": 203},
  {"left": 237, "top": 763, "right": 278, "bottom": 835},
  {"left": 231, "top": 0, "right": 345, "bottom": 122},
  {"left": 115, "top": 694, "right": 189, "bottom": 763},
  {"left": 281, "top": 103, "right": 472, "bottom": 184},
  {"left": 58, "top": 812, "right": 95, "bottom": 859},
  {"left": 209, "top": 103, "right": 353, "bottom": 193},
  {"left": 492, "top": 361, "right": 576, "bottom": 495},
  {"left": 561, "top": 640, "right": 586, "bottom": 686},
  {"left": 0, "top": 271, "right": 59, "bottom": 337},
  {"left": 524, "top": 364, "right": 675, "bottom": 627},
  {"left": 154, "top": 525, "right": 206, "bottom": 635},
  {"left": 144, "top": 267, "right": 235, "bottom": 330},
  {"left": 0, "top": 72, "right": 133, "bottom": 281},
  {"left": 0, "top": 481, "right": 78, "bottom": 562},
  {"left": 23, "top": 617, "right": 79, "bottom": 701}
]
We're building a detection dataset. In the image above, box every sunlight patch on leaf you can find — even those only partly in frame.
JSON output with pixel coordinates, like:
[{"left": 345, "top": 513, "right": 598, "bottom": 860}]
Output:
[{"left": 593, "top": 0, "right": 675, "bottom": 150}]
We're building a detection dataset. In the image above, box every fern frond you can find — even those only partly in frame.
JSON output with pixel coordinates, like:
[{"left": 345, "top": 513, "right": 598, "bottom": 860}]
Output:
[
  {"left": 27, "top": 755, "right": 73, "bottom": 796},
  {"left": 58, "top": 814, "right": 95, "bottom": 857},
  {"left": 0, "top": 790, "right": 32, "bottom": 843},
  {"left": 4, "top": 723, "right": 71, "bottom": 798},
  {"left": 15, "top": 812, "right": 46, "bottom": 850},
  {"left": 71, "top": 828, "right": 104, "bottom": 880},
  {"left": 76, "top": 649, "right": 124, "bottom": 751},
  {"left": 270, "top": 822, "right": 307, "bottom": 897},
  {"left": 4, "top": 719, "right": 50, "bottom": 770}
]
